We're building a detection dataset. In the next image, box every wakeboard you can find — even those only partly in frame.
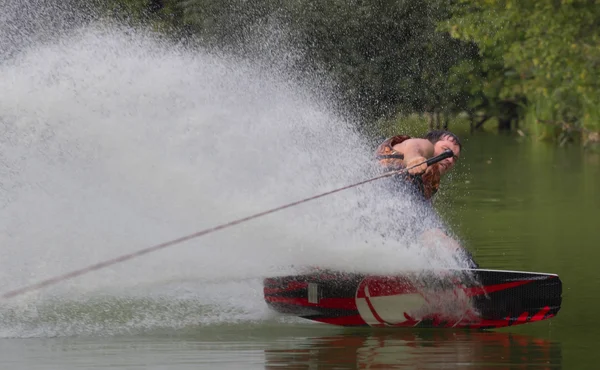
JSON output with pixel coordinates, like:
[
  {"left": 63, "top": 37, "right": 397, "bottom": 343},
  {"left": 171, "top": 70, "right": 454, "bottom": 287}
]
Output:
[{"left": 263, "top": 268, "right": 562, "bottom": 329}]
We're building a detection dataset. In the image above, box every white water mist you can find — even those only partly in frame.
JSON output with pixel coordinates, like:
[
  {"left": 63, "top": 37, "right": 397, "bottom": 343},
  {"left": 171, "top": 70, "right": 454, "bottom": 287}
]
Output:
[{"left": 0, "top": 6, "right": 467, "bottom": 337}]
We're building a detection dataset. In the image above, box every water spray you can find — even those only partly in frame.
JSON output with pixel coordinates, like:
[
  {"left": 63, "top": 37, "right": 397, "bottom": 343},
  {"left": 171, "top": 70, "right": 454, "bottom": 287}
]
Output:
[{"left": 1, "top": 150, "right": 453, "bottom": 300}]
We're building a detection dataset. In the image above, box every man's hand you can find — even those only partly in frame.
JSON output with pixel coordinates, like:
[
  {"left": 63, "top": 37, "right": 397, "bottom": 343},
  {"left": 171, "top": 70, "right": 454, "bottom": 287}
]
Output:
[{"left": 405, "top": 156, "right": 428, "bottom": 175}]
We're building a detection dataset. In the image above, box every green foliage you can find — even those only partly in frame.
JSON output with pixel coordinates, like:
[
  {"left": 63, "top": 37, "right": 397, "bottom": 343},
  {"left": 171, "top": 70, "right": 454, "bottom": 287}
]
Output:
[
  {"left": 96, "top": 0, "right": 477, "bottom": 126},
  {"left": 178, "top": 0, "right": 478, "bottom": 122},
  {"left": 281, "top": 0, "right": 470, "bottom": 121},
  {"left": 446, "top": 0, "right": 600, "bottom": 138},
  {"left": 94, "top": 0, "right": 600, "bottom": 145}
]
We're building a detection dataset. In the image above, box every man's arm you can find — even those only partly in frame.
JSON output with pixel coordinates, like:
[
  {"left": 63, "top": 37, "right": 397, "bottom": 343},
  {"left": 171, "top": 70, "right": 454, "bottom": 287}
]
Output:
[{"left": 392, "top": 138, "right": 435, "bottom": 175}]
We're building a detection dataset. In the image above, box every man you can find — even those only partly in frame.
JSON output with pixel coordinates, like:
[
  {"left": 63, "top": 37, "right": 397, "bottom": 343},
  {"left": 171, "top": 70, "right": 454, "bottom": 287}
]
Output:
[
  {"left": 375, "top": 130, "right": 461, "bottom": 201},
  {"left": 375, "top": 130, "right": 478, "bottom": 268}
]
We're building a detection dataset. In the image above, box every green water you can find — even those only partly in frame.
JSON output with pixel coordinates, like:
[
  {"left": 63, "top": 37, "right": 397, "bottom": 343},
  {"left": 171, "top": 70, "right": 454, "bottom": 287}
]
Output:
[
  {"left": 2, "top": 133, "right": 599, "bottom": 369},
  {"left": 438, "top": 132, "right": 600, "bottom": 368}
]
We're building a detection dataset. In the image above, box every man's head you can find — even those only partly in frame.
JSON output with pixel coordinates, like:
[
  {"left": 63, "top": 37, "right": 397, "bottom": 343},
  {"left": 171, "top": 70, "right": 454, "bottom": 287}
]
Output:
[{"left": 423, "top": 130, "right": 461, "bottom": 175}]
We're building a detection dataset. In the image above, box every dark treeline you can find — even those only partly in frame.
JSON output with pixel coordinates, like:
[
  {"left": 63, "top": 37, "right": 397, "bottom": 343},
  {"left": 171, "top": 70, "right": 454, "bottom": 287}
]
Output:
[{"left": 95, "top": 0, "right": 599, "bottom": 146}]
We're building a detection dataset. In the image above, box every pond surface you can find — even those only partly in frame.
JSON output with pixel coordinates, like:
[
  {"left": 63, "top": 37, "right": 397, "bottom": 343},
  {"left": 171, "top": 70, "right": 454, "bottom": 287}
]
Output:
[{"left": 2, "top": 132, "right": 598, "bottom": 369}]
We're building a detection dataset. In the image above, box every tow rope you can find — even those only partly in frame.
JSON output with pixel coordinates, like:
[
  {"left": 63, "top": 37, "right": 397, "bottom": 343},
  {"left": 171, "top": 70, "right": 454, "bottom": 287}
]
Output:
[{"left": 1, "top": 150, "right": 453, "bottom": 299}]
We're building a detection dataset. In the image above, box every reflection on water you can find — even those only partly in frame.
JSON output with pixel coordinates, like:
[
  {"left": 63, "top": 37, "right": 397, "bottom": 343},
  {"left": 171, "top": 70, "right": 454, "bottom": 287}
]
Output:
[
  {"left": 265, "top": 329, "right": 562, "bottom": 369},
  {"left": 1, "top": 325, "right": 562, "bottom": 369}
]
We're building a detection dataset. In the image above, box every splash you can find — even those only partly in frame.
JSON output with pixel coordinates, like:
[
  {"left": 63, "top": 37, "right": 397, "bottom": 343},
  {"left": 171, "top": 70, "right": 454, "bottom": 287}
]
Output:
[{"left": 0, "top": 4, "right": 467, "bottom": 337}]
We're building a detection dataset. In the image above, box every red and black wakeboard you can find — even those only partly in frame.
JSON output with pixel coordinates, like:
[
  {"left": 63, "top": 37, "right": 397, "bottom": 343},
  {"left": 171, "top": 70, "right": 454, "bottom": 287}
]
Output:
[{"left": 263, "top": 268, "right": 562, "bottom": 329}]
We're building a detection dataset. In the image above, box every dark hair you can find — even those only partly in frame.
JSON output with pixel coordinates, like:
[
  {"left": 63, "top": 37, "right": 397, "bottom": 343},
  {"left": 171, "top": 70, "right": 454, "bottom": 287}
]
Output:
[{"left": 423, "top": 130, "right": 462, "bottom": 151}]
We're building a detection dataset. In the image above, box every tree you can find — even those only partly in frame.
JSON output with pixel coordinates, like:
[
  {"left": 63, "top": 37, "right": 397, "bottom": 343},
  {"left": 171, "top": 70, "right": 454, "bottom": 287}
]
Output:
[
  {"left": 95, "top": 1, "right": 484, "bottom": 134},
  {"left": 177, "top": 1, "right": 478, "bottom": 126},
  {"left": 446, "top": 0, "right": 600, "bottom": 137}
]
